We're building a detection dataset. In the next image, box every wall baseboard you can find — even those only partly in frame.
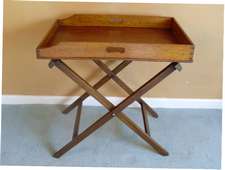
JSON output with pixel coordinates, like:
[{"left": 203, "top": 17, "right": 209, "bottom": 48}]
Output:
[{"left": 1, "top": 95, "right": 222, "bottom": 109}]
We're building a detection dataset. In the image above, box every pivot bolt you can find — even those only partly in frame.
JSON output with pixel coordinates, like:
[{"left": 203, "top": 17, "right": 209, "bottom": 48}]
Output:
[
  {"left": 48, "top": 60, "right": 55, "bottom": 68},
  {"left": 175, "top": 63, "right": 182, "bottom": 72}
]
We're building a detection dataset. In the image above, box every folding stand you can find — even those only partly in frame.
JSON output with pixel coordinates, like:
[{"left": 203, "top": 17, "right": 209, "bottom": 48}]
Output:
[
  {"left": 36, "top": 14, "right": 194, "bottom": 159},
  {"left": 48, "top": 59, "right": 182, "bottom": 158}
]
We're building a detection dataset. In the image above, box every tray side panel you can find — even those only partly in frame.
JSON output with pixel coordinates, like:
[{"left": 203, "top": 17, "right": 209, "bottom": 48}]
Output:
[
  {"left": 172, "top": 18, "right": 194, "bottom": 45},
  {"left": 37, "top": 42, "right": 193, "bottom": 62},
  {"left": 59, "top": 14, "right": 173, "bottom": 29},
  {"left": 36, "top": 21, "right": 60, "bottom": 51}
]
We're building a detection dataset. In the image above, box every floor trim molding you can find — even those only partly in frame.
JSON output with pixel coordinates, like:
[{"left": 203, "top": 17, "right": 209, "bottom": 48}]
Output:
[{"left": 1, "top": 95, "right": 222, "bottom": 109}]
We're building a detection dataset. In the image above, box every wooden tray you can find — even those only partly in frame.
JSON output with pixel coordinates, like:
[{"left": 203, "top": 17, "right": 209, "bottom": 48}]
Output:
[{"left": 36, "top": 14, "right": 194, "bottom": 62}]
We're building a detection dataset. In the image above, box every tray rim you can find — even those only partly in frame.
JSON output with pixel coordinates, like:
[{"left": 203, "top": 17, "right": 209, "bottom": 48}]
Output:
[{"left": 36, "top": 14, "right": 195, "bottom": 62}]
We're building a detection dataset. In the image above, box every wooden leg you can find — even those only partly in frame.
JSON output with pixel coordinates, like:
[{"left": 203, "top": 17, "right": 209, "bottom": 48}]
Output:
[
  {"left": 93, "top": 60, "right": 158, "bottom": 118},
  {"left": 140, "top": 103, "right": 150, "bottom": 135},
  {"left": 62, "top": 60, "right": 132, "bottom": 114},
  {"left": 50, "top": 60, "right": 179, "bottom": 158},
  {"left": 54, "top": 111, "right": 167, "bottom": 158},
  {"left": 116, "top": 113, "right": 167, "bottom": 155},
  {"left": 53, "top": 110, "right": 114, "bottom": 158},
  {"left": 72, "top": 102, "right": 82, "bottom": 139}
]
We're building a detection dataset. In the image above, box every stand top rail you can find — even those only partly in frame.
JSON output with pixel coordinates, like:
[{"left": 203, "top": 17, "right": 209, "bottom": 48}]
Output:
[{"left": 36, "top": 14, "right": 194, "bottom": 62}]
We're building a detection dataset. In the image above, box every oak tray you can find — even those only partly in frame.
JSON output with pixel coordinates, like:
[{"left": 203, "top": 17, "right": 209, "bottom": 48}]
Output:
[{"left": 37, "top": 14, "right": 194, "bottom": 62}]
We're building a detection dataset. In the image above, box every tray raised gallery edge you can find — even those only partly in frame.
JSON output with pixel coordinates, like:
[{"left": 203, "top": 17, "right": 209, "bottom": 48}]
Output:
[{"left": 36, "top": 14, "right": 194, "bottom": 62}]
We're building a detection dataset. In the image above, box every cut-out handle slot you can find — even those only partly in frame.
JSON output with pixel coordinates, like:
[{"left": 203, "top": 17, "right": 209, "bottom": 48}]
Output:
[
  {"left": 110, "top": 18, "right": 124, "bottom": 24},
  {"left": 106, "top": 47, "right": 125, "bottom": 53}
]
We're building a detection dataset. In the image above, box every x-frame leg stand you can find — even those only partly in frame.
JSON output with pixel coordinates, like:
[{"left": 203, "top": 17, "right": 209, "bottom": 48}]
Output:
[
  {"left": 49, "top": 59, "right": 181, "bottom": 158},
  {"left": 62, "top": 61, "right": 158, "bottom": 118}
]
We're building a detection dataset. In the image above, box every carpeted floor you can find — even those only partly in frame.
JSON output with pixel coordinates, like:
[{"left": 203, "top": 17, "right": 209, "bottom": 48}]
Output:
[{"left": 1, "top": 105, "right": 222, "bottom": 169}]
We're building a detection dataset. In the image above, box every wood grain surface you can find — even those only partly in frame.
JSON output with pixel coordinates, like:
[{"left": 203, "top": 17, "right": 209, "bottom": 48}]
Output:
[{"left": 37, "top": 14, "right": 194, "bottom": 62}]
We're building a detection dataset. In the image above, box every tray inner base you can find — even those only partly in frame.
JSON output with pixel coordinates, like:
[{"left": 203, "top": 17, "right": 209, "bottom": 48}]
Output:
[{"left": 50, "top": 26, "right": 180, "bottom": 45}]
